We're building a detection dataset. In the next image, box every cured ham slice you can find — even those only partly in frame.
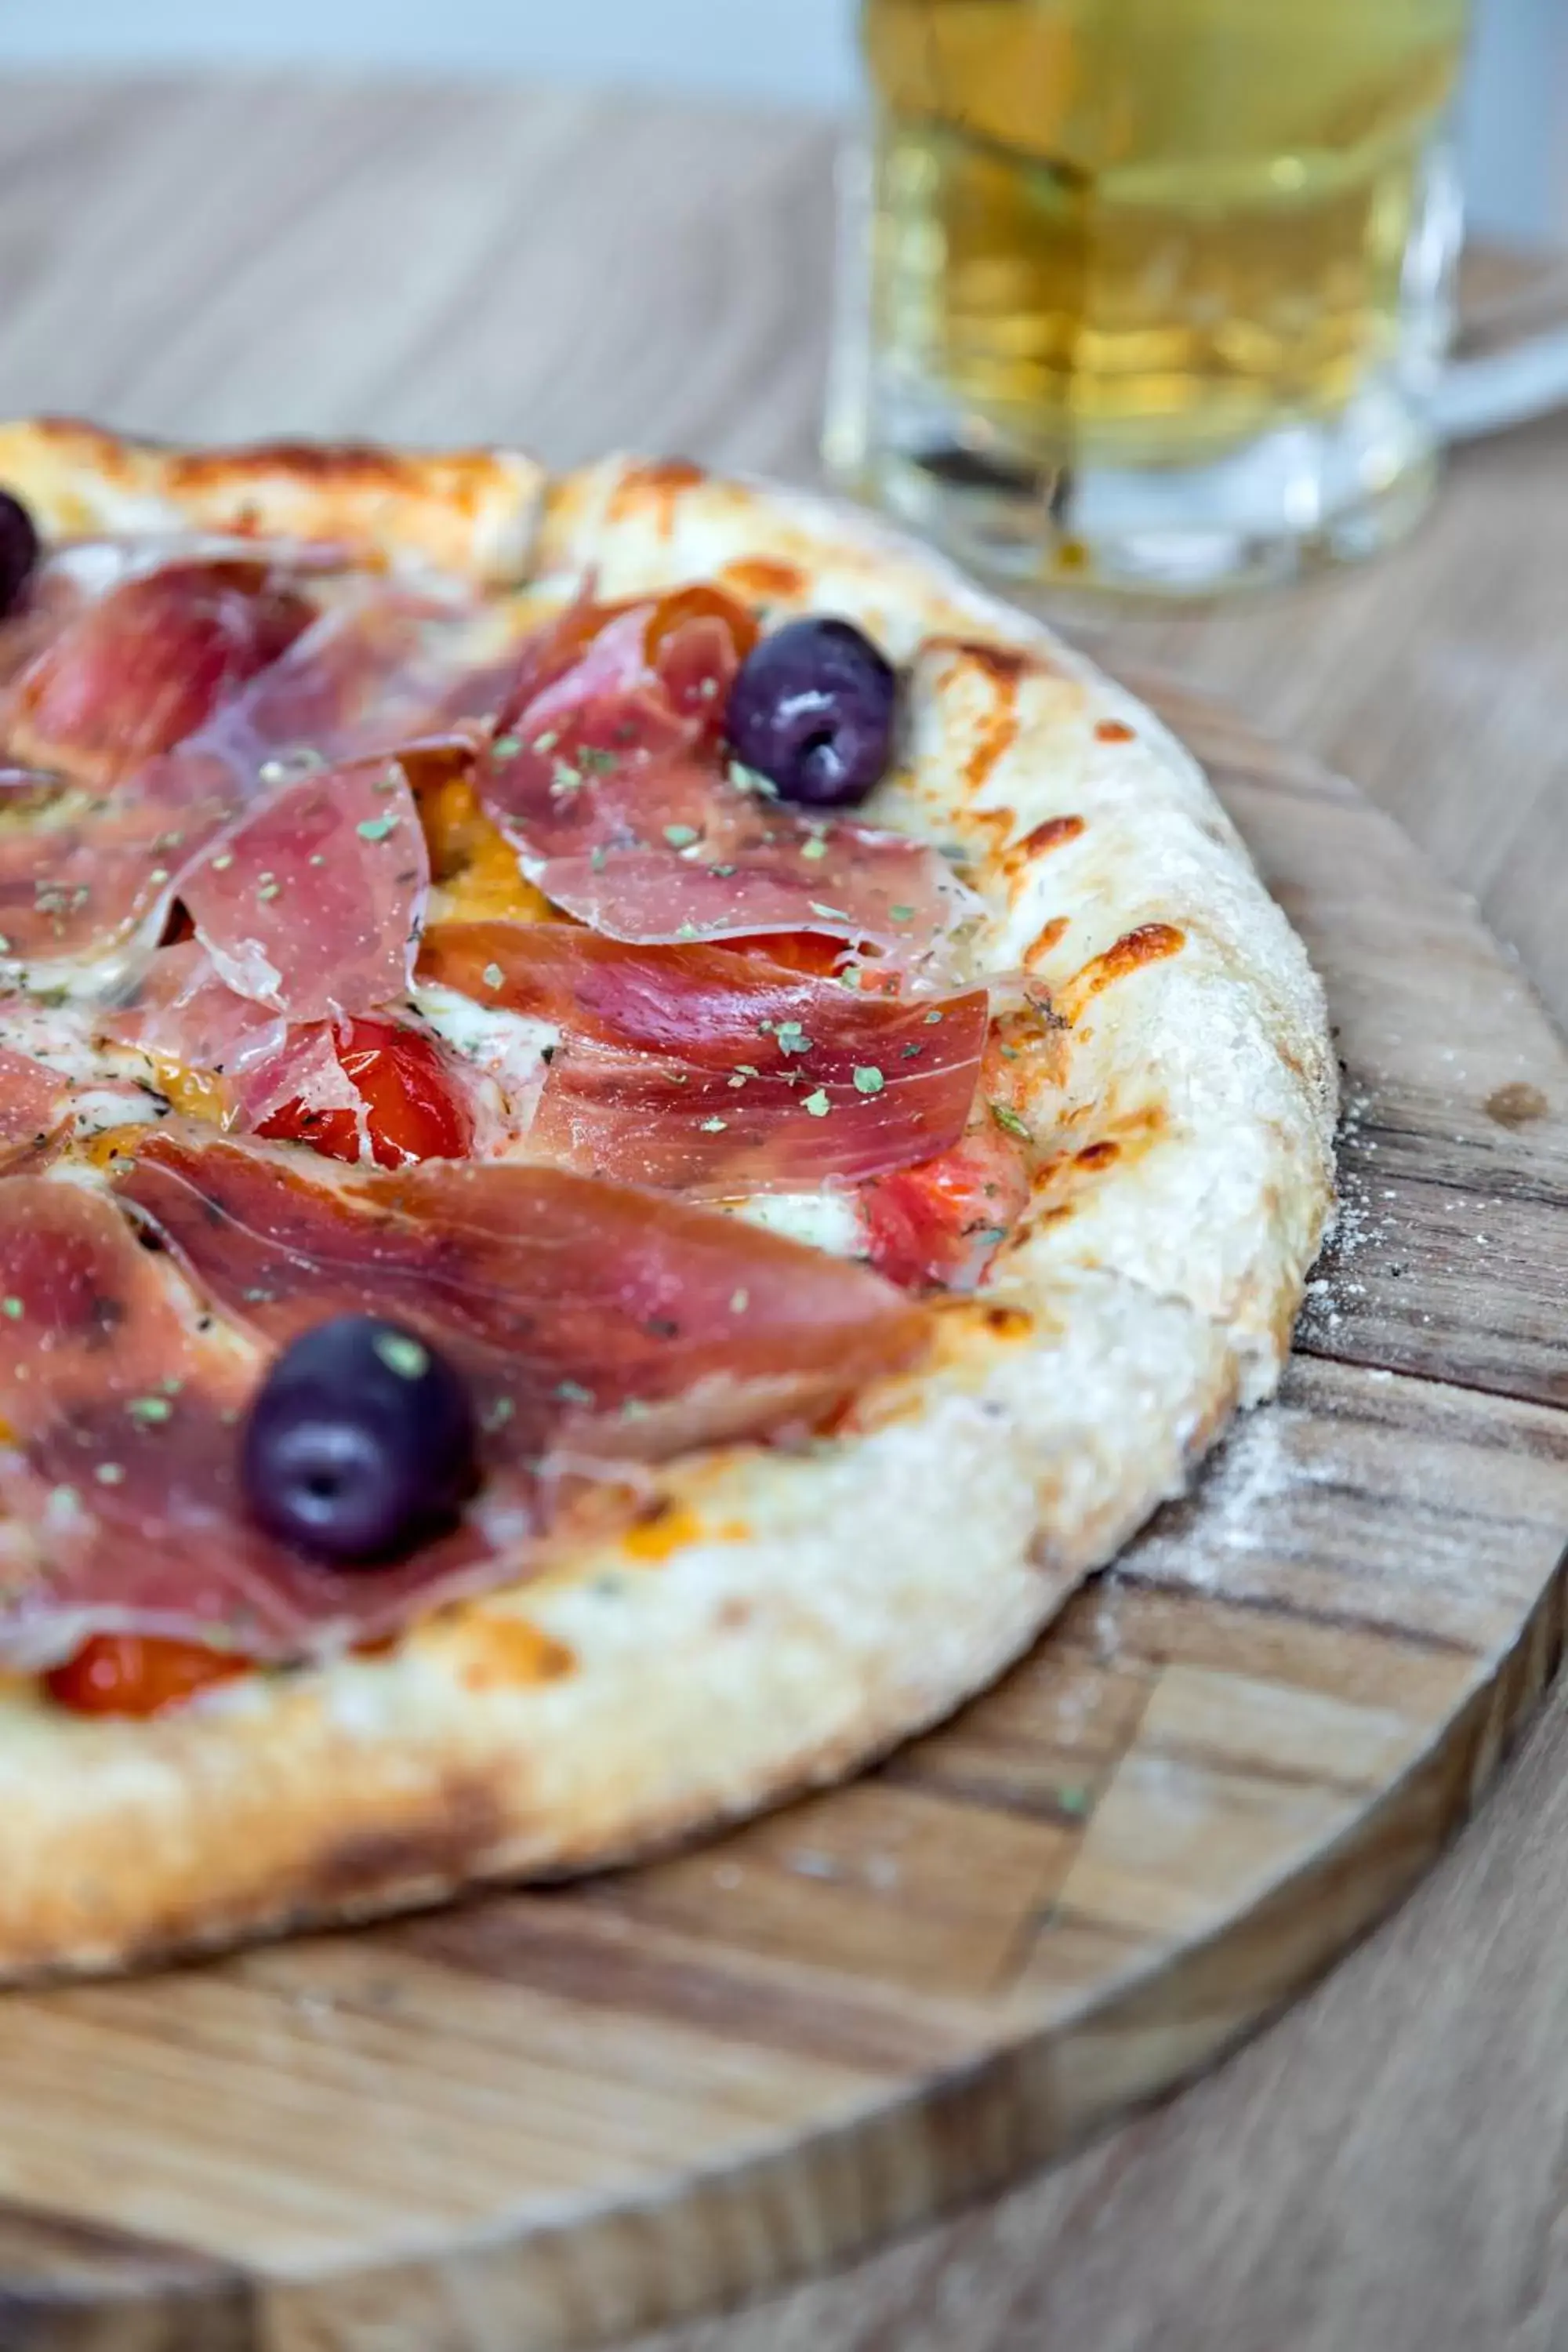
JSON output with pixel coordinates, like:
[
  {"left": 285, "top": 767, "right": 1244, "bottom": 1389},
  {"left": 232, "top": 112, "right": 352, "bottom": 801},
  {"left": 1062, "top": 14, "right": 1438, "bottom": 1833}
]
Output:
[
  {"left": 179, "top": 759, "right": 428, "bottom": 1019},
  {"left": 0, "top": 1142, "right": 924, "bottom": 1667},
  {"left": 0, "top": 1178, "right": 509, "bottom": 1666},
  {"left": 106, "top": 940, "right": 287, "bottom": 1086},
  {"left": 176, "top": 588, "right": 499, "bottom": 793},
  {"left": 419, "top": 920, "right": 989, "bottom": 1195},
  {"left": 0, "top": 586, "right": 491, "bottom": 971},
  {"left": 477, "top": 605, "right": 967, "bottom": 964},
  {"left": 1, "top": 559, "right": 315, "bottom": 788},
  {"left": 117, "top": 1135, "right": 929, "bottom": 1470},
  {"left": 0, "top": 1045, "right": 74, "bottom": 1170},
  {"left": 0, "top": 764, "right": 223, "bottom": 968}
]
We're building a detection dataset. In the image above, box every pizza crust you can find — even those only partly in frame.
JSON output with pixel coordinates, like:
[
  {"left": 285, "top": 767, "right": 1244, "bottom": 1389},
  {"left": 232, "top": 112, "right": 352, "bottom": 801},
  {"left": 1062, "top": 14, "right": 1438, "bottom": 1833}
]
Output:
[
  {"left": 0, "top": 418, "right": 544, "bottom": 585},
  {"left": 0, "top": 441, "right": 1335, "bottom": 1980},
  {"left": 0, "top": 1282, "right": 1235, "bottom": 1980}
]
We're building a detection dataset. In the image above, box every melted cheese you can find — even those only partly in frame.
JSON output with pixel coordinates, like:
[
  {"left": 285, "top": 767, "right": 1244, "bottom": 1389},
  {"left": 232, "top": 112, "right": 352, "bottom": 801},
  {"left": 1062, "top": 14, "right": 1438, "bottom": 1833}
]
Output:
[
  {"left": 411, "top": 984, "right": 557, "bottom": 1145},
  {"left": 0, "top": 998, "right": 169, "bottom": 1138},
  {"left": 728, "top": 1189, "right": 869, "bottom": 1260},
  {"left": 413, "top": 983, "right": 557, "bottom": 1076}
]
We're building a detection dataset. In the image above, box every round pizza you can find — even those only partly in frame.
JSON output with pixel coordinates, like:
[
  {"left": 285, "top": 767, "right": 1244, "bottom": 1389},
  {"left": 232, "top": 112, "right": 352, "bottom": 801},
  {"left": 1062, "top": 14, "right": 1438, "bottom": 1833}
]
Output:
[{"left": 0, "top": 419, "right": 1335, "bottom": 1980}]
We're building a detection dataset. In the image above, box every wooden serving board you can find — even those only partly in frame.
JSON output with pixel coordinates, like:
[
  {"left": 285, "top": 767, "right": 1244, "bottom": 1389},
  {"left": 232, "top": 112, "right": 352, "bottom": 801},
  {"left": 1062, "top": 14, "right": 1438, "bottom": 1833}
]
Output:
[{"left": 7, "top": 682, "right": 1568, "bottom": 2352}]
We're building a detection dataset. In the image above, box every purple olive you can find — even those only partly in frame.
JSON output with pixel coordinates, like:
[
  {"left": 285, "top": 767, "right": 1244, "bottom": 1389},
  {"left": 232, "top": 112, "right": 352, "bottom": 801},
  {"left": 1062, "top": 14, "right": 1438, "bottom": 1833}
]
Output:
[
  {"left": 242, "top": 1316, "right": 476, "bottom": 1564},
  {"left": 725, "top": 617, "right": 897, "bottom": 809},
  {"left": 0, "top": 494, "right": 38, "bottom": 621}
]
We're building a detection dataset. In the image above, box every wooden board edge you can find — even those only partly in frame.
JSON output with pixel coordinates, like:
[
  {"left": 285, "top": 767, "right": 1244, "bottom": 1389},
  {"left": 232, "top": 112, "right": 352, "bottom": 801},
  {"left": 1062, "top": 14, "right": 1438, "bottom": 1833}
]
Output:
[{"left": 219, "top": 1472, "right": 1568, "bottom": 2352}]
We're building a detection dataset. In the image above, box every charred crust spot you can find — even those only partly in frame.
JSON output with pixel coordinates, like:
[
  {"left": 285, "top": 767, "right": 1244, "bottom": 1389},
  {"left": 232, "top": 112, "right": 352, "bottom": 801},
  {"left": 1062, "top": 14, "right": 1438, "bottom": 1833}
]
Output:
[
  {"left": 458, "top": 1617, "right": 575, "bottom": 1693},
  {"left": 926, "top": 640, "right": 1044, "bottom": 797},
  {"left": 1061, "top": 922, "right": 1185, "bottom": 1018},
  {"left": 1019, "top": 814, "right": 1086, "bottom": 858},
  {"left": 722, "top": 557, "right": 807, "bottom": 603},
  {"left": 930, "top": 637, "right": 1037, "bottom": 691},
  {"left": 965, "top": 713, "right": 1019, "bottom": 796},
  {"left": 1024, "top": 916, "right": 1070, "bottom": 971},
  {"left": 622, "top": 458, "right": 707, "bottom": 495},
  {"left": 167, "top": 442, "right": 415, "bottom": 491},
  {"left": 982, "top": 1303, "right": 1032, "bottom": 1338},
  {"left": 1074, "top": 1139, "right": 1121, "bottom": 1170},
  {"left": 607, "top": 458, "right": 708, "bottom": 543},
  {"left": 1486, "top": 1081, "right": 1549, "bottom": 1129},
  {"left": 1095, "top": 719, "right": 1136, "bottom": 744},
  {"left": 610, "top": 459, "right": 708, "bottom": 539},
  {"left": 306, "top": 1780, "right": 506, "bottom": 1907}
]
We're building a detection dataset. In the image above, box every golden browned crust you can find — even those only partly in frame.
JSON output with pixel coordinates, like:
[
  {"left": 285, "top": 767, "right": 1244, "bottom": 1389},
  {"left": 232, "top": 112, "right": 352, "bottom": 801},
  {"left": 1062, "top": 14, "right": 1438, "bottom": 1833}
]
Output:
[{"left": 0, "top": 417, "right": 544, "bottom": 583}]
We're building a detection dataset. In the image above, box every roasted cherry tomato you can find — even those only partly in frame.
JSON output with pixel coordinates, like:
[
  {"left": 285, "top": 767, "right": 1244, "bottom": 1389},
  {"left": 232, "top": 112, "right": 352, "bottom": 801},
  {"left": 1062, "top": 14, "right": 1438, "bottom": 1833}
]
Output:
[
  {"left": 45, "top": 1634, "right": 246, "bottom": 1719},
  {"left": 257, "top": 1017, "right": 472, "bottom": 1171},
  {"left": 862, "top": 1131, "right": 1031, "bottom": 1293}
]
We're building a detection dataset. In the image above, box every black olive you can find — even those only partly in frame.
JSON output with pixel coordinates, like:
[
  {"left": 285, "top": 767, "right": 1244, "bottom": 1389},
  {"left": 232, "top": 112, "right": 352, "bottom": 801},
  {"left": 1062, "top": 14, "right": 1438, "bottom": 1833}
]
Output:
[
  {"left": 242, "top": 1316, "right": 476, "bottom": 1564},
  {"left": 725, "top": 616, "right": 897, "bottom": 809},
  {"left": 0, "top": 493, "right": 39, "bottom": 621}
]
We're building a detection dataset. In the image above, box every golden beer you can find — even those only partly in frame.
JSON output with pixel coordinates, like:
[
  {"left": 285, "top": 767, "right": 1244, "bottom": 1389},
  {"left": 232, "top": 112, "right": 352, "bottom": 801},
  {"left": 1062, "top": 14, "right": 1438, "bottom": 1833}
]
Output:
[{"left": 837, "top": 0, "right": 1473, "bottom": 590}]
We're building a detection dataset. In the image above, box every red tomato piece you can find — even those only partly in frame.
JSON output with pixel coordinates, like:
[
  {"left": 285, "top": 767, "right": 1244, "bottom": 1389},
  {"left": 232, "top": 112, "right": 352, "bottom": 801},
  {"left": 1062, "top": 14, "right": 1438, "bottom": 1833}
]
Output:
[
  {"left": 720, "top": 928, "right": 855, "bottom": 978},
  {"left": 258, "top": 1017, "right": 473, "bottom": 1171},
  {"left": 45, "top": 1633, "right": 247, "bottom": 1719},
  {"left": 862, "top": 1131, "right": 1031, "bottom": 1292}
]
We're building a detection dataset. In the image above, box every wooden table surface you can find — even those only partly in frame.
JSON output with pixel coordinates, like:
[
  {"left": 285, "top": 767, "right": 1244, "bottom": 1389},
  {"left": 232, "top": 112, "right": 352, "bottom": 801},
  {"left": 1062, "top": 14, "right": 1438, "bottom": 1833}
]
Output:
[{"left": 4, "top": 74, "right": 1568, "bottom": 2352}]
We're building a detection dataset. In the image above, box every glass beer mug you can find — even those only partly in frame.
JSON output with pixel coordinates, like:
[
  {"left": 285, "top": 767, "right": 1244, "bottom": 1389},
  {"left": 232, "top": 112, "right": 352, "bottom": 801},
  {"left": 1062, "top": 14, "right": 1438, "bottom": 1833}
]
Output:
[{"left": 826, "top": 0, "right": 1568, "bottom": 596}]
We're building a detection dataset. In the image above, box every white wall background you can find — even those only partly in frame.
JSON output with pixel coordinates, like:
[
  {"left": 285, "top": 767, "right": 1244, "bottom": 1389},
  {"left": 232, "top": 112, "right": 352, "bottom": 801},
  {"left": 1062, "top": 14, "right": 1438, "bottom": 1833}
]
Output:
[{"left": 0, "top": 0, "right": 1561, "bottom": 238}]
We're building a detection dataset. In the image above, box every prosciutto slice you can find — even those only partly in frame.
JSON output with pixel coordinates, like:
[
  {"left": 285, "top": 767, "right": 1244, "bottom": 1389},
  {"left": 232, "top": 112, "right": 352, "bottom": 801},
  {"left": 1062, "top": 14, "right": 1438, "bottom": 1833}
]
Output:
[
  {"left": 0, "top": 1178, "right": 510, "bottom": 1666},
  {"left": 0, "top": 584, "right": 490, "bottom": 970},
  {"left": 419, "top": 920, "right": 989, "bottom": 1195},
  {"left": 0, "top": 1044, "right": 74, "bottom": 1170},
  {"left": 117, "top": 1135, "right": 928, "bottom": 1472},
  {"left": 0, "top": 1142, "right": 922, "bottom": 1665},
  {"left": 0, "top": 761, "right": 226, "bottom": 967},
  {"left": 477, "top": 608, "right": 967, "bottom": 964},
  {"left": 0, "top": 557, "right": 316, "bottom": 789},
  {"left": 174, "top": 588, "right": 500, "bottom": 790},
  {"left": 106, "top": 940, "right": 286, "bottom": 1078},
  {"left": 179, "top": 758, "right": 428, "bottom": 1020}
]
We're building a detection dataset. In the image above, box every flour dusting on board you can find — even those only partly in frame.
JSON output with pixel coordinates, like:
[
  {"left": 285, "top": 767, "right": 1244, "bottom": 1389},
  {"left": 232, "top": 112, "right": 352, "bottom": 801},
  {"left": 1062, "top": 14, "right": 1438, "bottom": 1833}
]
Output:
[
  {"left": 1129, "top": 1408, "right": 1318, "bottom": 1597},
  {"left": 1295, "top": 1086, "right": 1394, "bottom": 1345}
]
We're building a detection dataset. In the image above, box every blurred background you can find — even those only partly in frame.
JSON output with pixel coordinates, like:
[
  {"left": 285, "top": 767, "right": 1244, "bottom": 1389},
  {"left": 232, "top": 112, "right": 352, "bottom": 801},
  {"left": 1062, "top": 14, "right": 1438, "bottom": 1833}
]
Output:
[{"left": 2, "top": 0, "right": 1563, "bottom": 244}]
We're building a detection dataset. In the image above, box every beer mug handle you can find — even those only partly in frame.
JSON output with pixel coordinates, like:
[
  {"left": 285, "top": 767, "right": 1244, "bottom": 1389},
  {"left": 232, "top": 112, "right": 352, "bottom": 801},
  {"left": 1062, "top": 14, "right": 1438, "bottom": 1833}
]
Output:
[{"left": 1438, "top": 245, "right": 1568, "bottom": 441}]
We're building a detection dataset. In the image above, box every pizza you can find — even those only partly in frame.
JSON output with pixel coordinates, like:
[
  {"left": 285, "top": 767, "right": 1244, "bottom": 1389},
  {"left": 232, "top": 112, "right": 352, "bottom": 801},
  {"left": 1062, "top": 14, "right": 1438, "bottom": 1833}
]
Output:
[{"left": 0, "top": 419, "right": 1335, "bottom": 1981}]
